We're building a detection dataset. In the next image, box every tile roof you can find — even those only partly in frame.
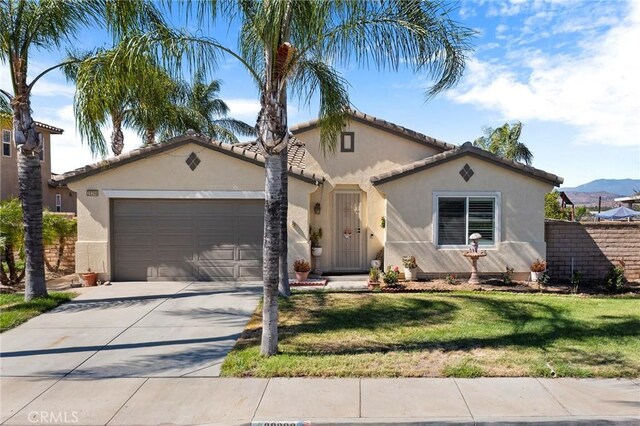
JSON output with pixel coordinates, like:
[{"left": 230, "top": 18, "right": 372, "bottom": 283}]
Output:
[
  {"left": 35, "top": 121, "right": 64, "bottom": 134},
  {"left": 236, "top": 137, "right": 306, "bottom": 169},
  {"left": 290, "top": 110, "right": 456, "bottom": 152},
  {"left": 370, "top": 142, "right": 564, "bottom": 186},
  {"left": 51, "top": 133, "right": 325, "bottom": 187}
]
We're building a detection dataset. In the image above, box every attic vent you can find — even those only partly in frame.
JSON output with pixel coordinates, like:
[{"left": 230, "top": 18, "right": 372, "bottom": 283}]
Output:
[
  {"left": 459, "top": 163, "right": 474, "bottom": 182},
  {"left": 186, "top": 152, "right": 201, "bottom": 171}
]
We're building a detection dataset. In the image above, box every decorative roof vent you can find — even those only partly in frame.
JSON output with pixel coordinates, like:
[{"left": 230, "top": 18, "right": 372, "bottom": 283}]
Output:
[
  {"left": 459, "top": 163, "right": 474, "bottom": 182},
  {"left": 186, "top": 152, "right": 201, "bottom": 171}
]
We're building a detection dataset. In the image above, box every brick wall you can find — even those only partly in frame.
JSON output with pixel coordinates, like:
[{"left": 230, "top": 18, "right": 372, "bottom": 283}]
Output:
[
  {"left": 545, "top": 220, "right": 640, "bottom": 282},
  {"left": 44, "top": 235, "right": 76, "bottom": 273}
]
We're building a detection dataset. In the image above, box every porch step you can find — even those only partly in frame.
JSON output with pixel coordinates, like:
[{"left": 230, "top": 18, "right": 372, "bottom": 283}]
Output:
[{"left": 323, "top": 274, "right": 368, "bottom": 282}]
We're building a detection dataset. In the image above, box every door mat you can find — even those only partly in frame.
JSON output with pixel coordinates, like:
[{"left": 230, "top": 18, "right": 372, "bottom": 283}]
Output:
[{"left": 290, "top": 279, "right": 328, "bottom": 287}]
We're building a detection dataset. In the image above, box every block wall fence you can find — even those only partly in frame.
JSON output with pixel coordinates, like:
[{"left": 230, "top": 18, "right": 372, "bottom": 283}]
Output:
[{"left": 545, "top": 220, "right": 640, "bottom": 282}]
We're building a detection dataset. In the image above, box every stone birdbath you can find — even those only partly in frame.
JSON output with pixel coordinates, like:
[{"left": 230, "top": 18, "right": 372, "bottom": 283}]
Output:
[{"left": 462, "top": 233, "right": 487, "bottom": 285}]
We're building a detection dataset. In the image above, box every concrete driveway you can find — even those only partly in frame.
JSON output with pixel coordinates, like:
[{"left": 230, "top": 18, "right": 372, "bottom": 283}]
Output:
[{"left": 0, "top": 281, "right": 261, "bottom": 379}]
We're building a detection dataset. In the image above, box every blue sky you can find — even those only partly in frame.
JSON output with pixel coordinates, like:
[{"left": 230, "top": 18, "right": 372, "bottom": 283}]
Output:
[{"left": 2, "top": 0, "right": 639, "bottom": 188}]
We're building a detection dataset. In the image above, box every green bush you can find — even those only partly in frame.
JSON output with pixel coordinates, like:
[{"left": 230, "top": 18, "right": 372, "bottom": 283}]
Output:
[{"left": 605, "top": 262, "right": 626, "bottom": 293}]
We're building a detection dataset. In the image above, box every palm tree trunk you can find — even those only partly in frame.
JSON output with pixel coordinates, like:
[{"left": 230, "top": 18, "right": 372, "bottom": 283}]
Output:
[
  {"left": 278, "top": 140, "right": 290, "bottom": 297},
  {"left": 111, "top": 116, "right": 124, "bottom": 156},
  {"left": 12, "top": 88, "right": 47, "bottom": 300},
  {"left": 144, "top": 128, "right": 155, "bottom": 146},
  {"left": 17, "top": 151, "right": 47, "bottom": 299},
  {"left": 262, "top": 154, "right": 282, "bottom": 356}
]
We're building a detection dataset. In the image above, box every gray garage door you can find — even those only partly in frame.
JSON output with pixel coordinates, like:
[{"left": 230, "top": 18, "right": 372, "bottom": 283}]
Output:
[{"left": 112, "top": 199, "right": 264, "bottom": 281}]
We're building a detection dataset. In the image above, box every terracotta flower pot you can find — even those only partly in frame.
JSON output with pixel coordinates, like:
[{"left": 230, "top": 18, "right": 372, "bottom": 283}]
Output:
[
  {"left": 295, "top": 271, "right": 310, "bottom": 282},
  {"left": 83, "top": 272, "right": 98, "bottom": 287}
]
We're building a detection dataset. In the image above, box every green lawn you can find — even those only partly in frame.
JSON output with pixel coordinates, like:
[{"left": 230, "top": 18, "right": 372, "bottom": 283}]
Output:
[
  {"left": 0, "top": 292, "right": 77, "bottom": 332},
  {"left": 221, "top": 291, "right": 640, "bottom": 378}
]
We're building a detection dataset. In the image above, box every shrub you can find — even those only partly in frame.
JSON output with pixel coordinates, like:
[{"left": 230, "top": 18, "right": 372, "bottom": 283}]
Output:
[
  {"left": 445, "top": 273, "right": 457, "bottom": 285},
  {"left": 382, "top": 266, "right": 399, "bottom": 286},
  {"left": 42, "top": 212, "right": 77, "bottom": 272},
  {"left": 530, "top": 259, "right": 546, "bottom": 272},
  {"left": 605, "top": 261, "right": 626, "bottom": 293},
  {"left": 309, "top": 227, "right": 323, "bottom": 247},
  {"left": 402, "top": 255, "right": 417, "bottom": 269},
  {"left": 538, "top": 270, "right": 550, "bottom": 287},
  {"left": 369, "top": 267, "right": 379, "bottom": 282},
  {"left": 375, "top": 248, "right": 384, "bottom": 268},
  {"left": 0, "top": 199, "right": 25, "bottom": 287},
  {"left": 502, "top": 266, "right": 514, "bottom": 285},
  {"left": 571, "top": 270, "right": 583, "bottom": 294},
  {"left": 293, "top": 258, "right": 311, "bottom": 272}
]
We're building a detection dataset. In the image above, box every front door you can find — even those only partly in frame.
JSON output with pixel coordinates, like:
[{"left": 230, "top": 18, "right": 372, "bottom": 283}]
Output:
[{"left": 333, "top": 191, "right": 364, "bottom": 271}]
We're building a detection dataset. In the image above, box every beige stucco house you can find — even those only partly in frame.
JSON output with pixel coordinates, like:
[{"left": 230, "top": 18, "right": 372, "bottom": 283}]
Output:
[
  {"left": 1, "top": 119, "right": 77, "bottom": 213},
  {"left": 54, "top": 111, "right": 562, "bottom": 282}
]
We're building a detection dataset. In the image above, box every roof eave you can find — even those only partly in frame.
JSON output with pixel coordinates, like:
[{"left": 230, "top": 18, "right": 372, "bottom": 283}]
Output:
[
  {"left": 53, "top": 135, "right": 324, "bottom": 186},
  {"left": 372, "top": 148, "right": 563, "bottom": 187}
]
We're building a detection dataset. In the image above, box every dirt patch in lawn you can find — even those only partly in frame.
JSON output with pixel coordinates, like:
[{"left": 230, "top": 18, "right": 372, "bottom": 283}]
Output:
[{"left": 381, "top": 278, "right": 640, "bottom": 296}]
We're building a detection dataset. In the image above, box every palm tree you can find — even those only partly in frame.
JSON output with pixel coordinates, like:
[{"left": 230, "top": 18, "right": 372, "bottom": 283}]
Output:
[
  {"left": 160, "top": 71, "right": 255, "bottom": 142},
  {"left": 0, "top": 0, "right": 162, "bottom": 300},
  {"left": 69, "top": 52, "right": 254, "bottom": 153},
  {"left": 473, "top": 121, "right": 533, "bottom": 165}
]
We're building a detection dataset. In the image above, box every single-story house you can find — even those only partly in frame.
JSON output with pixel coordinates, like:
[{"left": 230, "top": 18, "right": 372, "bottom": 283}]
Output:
[{"left": 53, "top": 111, "right": 563, "bottom": 282}]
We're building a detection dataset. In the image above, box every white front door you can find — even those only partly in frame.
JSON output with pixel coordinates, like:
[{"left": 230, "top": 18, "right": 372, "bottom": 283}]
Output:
[{"left": 333, "top": 191, "right": 364, "bottom": 271}]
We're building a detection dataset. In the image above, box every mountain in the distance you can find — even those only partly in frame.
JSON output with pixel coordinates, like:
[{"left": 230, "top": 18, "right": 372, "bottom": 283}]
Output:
[{"left": 561, "top": 179, "right": 639, "bottom": 196}]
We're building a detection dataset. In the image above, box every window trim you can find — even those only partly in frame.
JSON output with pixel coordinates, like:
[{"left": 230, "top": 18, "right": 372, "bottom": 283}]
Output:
[
  {"left": 2, "top": 129, "right": 11, "bottom": 157},
  {"left": 432, "top": 191, "right": 501, "bottom": 249},
  {"left": 340, "top": 131, "right": 355, "bottom": 152}
]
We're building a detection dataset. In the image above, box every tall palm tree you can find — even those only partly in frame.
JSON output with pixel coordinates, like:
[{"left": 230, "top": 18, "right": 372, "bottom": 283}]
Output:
[
  {"left": 473, "top": 121, "right": 533, "bottom": 165},
  {"left": 215, "top": 0, "right": 474, "bottom": 355},
  {"left": 0, "top": 0, "right": 162, "bottom": 300}
]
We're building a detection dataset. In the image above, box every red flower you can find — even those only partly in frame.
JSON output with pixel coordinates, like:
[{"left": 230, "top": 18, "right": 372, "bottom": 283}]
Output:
[{"left": 393, "top": 266, "right": 399, "bottom": 272}]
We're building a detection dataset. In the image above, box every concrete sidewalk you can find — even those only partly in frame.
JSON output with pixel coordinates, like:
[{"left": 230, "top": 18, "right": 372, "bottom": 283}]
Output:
[{"left": 2, "top": 377, "right": 638, "bottom": 425}]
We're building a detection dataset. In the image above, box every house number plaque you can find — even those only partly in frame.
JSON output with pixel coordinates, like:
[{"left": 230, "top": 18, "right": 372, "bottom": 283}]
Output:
[{"left": 86, "top": 189, "right": 99, "bottom": 197}]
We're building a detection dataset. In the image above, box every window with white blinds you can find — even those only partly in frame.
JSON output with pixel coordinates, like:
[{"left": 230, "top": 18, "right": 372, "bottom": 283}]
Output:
[{"left": 437, "top": 196, "right": 496, "bottom": 246}]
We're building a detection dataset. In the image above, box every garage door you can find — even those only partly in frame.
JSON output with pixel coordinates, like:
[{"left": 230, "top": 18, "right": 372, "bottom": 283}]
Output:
[{"left": 112, "top": 199, "right": 264, "bottom": 281}]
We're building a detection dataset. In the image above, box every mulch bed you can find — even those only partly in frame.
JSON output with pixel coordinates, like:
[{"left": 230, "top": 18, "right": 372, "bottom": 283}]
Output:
[
  {"left": 376, "top": 278, "right": 640, "bottom": 296},
  {"left": 290, "top": 279, "right": 327, "bottom": 287}
]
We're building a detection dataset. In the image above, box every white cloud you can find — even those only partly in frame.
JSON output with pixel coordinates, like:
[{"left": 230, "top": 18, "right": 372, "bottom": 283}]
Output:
[
  {"left": 448, "top": 1, "right": 640, "bottom": 148},
  {"left": 225, "top": 98, "right": 261, "bottom": 123}
]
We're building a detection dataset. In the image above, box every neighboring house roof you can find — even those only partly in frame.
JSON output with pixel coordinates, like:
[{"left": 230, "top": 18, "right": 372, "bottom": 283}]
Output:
[
  {"left": 614, "top": 195, "right": 640, "bottom": 203},
  {"left": 236, "top": 137, "right": 306, "bottom": 169},
  {"left": 290, "top": 110, "right": 456, "bottom": 152},
  {"left": 51, "top": 133, "right": 325, "bottom": 187},
  {"left": 371, "top": 142, "right": 564, "bottom": 186},
  {"left": 35, "top": 121, "right": 64, "bottom": 135}
]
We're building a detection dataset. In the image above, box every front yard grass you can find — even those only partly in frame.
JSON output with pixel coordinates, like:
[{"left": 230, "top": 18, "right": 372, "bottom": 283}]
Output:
[
  {"left": 221, "top": 291, "right": 640, "bottom": 378},
  {"left": 0, "top": 292, "right": 76, "bottom": 332}
]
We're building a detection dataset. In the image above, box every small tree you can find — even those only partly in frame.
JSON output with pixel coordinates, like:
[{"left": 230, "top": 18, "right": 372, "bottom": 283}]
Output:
[
  {"left": 42, "top": 212, "right": 77, "bottom": 273},
  {"left": 544, "top": 192, "right": 570, "bottom": 220},
  {"left": 0, "top": 199, "right": 25, "bottom": 287}
]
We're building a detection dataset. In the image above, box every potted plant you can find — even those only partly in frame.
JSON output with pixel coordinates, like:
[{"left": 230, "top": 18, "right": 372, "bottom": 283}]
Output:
[
  {"left": 530, "top": 259, "right": 546, "bottom": 282},
  {"left": 372, "top": 248, "right": 384, "bottom": 269},
  {"left": 293, "top": 258, "right": 311, "bottom": 282},
  {"left": 309, "top": 227, "right": 323, "bottom": 256},
  {"left": 402, "top": 255, "right": 418, "bottom": 281},
  {"left": 83, "top": 267, "right": 98, "bottom": 287},
  {"left": 382, "top": 266, "right": 400, "bottom": 287},
  {"left": 368, "top": 267, "right": 380, "bottom": 290}
]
